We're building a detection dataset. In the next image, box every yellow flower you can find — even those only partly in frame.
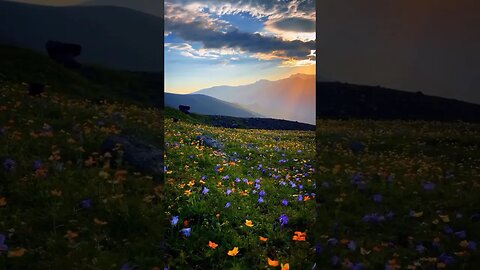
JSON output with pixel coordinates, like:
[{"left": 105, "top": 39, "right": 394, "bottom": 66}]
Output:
[
  {"left": 439, "top": 214, "right": 450, "bottom": 223},
  {"left": 267, "top": 257, "right": 279, "bottom": 267},
  {"left": 208, "top": 241, "right": 218, "bottom": 249},
  {"left": 227, "top": 247, "right": 239, "bottom": 256},
  {"left": 51, "top": 189, "right": 62, "bottom": 197},
  {"left": 245, "top": 220, "right": 254, "bottom": 227},
  {"left": 8, "top": 248, "right": 27, "bottom": 257}
]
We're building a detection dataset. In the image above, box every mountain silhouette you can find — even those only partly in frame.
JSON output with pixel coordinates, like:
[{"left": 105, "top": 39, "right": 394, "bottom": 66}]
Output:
[
  {"left": 0, "top": 0, "right": 163, "bottom": 72},
  {"left": 165, "top": 93, "right": 261, "bottom": 118},
  {"left": 194, "top": 73, "right": 316, "bottom": 124},
  {"left": 82, "top": 0, "right": 162, "bottom": 18},
  {"left": 316, "top": 81, "right": 480, "bottom": 122}
]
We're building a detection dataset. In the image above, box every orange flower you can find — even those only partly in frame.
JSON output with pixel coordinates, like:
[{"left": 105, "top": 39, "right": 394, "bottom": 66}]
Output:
[
  {"left": 114, "top": 170, "right": 128, "bottom": 183},
  {"left": 259, "top": 236, "right": 268, "bottom": 242},
  {"left": 0, "top": 197, "right": 7, "bottom": 207},
  {"left": 245, "top": 220, "right": 254, "bottom": 227},
  {"left": 64, "top": 230, "right": 79, "bottom": 242},
  {"left": 281, "top": 263, "right": 290, "bottom": 270},
  {"left": 227, "top": 247, "right": 239, "bottom": 256},
  {"left": 94, "top": 218, "right": 108, "bottom": 225},
  {"left": 303, "top": 195, "right": 311, "bottom": 201},
  {"left": 268, "top": 257, "right": 279, "bottom": 267},
  {"left": 292, "top": 231, "right": 307, "bottom": 241},
  {"left": 208, "top": 241, "right": 218, "bottom": 249},
  {"left": 8, "top": 248, "right": 27, "bottom": 257}
]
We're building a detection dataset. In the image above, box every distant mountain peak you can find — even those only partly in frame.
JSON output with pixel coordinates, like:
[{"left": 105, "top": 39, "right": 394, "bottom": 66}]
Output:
[{"left": 288, "top": 73, "right": 315, "bottom": 79}]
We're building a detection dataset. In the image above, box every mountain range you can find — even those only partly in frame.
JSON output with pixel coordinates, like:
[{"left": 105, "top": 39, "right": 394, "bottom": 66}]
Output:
[
  {"left": 164, "top": 93, "right": 260, "bottom": 118},
  {"left": 0, "top": 0, "right": 163, "bottom": 72},
  {"left": 193, "top": 73, "right": 316, "bottom": 124}
]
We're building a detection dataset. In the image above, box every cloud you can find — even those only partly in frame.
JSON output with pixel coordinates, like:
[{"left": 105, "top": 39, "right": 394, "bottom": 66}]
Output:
[
  {"left": 266, "top": 17, "right": 315, "bottom": 33},
  {"left": 165, "top": 2, "right": 315, "bottom": 63}
]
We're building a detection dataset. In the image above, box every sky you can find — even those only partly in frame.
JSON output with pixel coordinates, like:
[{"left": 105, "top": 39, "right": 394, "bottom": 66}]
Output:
[
  {"left": 317, "top": 0, "right": 480, "bottom": 104},
  {"left": 164, "top": 0, "right": 316, "bottom": 93}
]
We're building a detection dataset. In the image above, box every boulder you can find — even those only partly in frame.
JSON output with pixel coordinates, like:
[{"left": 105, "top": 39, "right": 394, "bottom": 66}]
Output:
[
  {"left": 179, "top": 105, "right": 190, "bottom": 114},
  {"left": 101, "top": 135, "right": 163, "bottom": 180},
  {"left": 197, "top": 135, "right": 224, "bottom": 149},
  {"left": 45, "top": 40, "right": 82, "bottom": 69}
]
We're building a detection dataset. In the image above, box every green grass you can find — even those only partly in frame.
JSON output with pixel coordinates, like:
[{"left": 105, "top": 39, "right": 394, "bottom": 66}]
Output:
[
  {"left": 163, "top": 111, "right": 316, "bottom": 269},
  {"left": 0, "top": 81, "right": 165, "bottom": 269},
  {"left": 315, "top": 120, "right": 480, "bottom": 269}
]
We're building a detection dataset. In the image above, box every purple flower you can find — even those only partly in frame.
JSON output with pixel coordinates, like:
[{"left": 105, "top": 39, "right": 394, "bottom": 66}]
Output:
[
  {"left": 226, "top": 189, "right": 232, "bottom": 195},
  {"left": 180, "top": 228, "right": 191, "bottom": 237},
  {"left": 171, "top": 216, "right": 179, "bottom": 226},
  {"left": 416, "top": 244, "right": 426, "bottom": 253},
  {"left": 327, "top": 238, "right": 338, "bottom": 246},
  {"left": 373, "top": 194, "right": 383, "bottom": 203},
  {"left": 3, "top": 158, "right": 16, "bottom": 171},
  {"left": 353, "top": 263, "right": 364, "bottom": 270},
  {"left": 80, "top": 198, "right": 93, "bottom": 209},
  {"left": 121, "top": 262, "right": 139, "bottom": 270},
  {"left": 281, "top": 199, "right": 288, "bottom": 206},
  {"left": 235, "top": 177, "right": 241, "bottom": 183},
  {"left": 454, "top": 230, "right": 466, "bottom": 239},
  {"left": 444, "top": 225, "right": 453, "bottom": 234},
  {"left": 348, "top": 240, "right": 357, "bottom": 251},
  {"left": 202, "top": 187, "right": 210, "bottom": 195},
  {"left": 258, "top": 196, "right": 264, "bottom": 203},
  {"left": 255, "top": 183, "right": 261, "bottom": 190},
  {"left": 0, "top": 234, "right": 8, "bottom": 252},
  {"left": 439, "top": 253, "right": 455, "bottom": 265},
  {"left": 222, "top": 175, "right": 230, "bottom": 180},
  {"left": 298, "top": 194, "right": 304, "bottom": 201},
  {"left": 225, "top": 202, "right": 231, "bottom": 208},
  {"left": 259, "top": 190, "right": 266, "bottom": 197},
  {"left": 331, "top": 256, "right": 340, "bottom": 266},
  {"left": 423, "top": 182, "right": 436, "bottom": 191},
  {"left": 468, "top": 241, "right": 477, "bottom": 251},
  {"left": 255, "top": 179, "right": 260, "bottom": 183},
  {"left": 32, "top": 160, "right": 43, "bottom": 171},
  {"left": 362, "top": 213, "right": 385, "bottom": 223},
  {"left": 202, "top": 175, "right": 207, "bottom": 180},
  {"left": 279, "top": 214, "right": 289, "bottom": 227}
]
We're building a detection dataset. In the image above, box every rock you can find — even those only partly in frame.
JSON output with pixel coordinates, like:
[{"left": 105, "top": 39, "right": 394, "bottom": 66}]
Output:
[
  {"left": 27, "top": 82, "right": 45, "bottom": 96},
  {"left": 179, "top": 105, "right": 190, "bottom": 114},
  {"left": 45, "top": 40, "right": 82, "bottom": 69},
  {"left": 101, "top": 135, "right": 163, "bottom": 180},
  {"left": 197, "top": 135, "right": 224, "bottom": 149}
]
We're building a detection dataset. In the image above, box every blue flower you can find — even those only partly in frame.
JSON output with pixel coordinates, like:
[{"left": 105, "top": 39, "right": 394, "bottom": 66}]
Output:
[
  {"left": 258, "top": 197, "right": 264, "bottom": 203},
  {"left": 226, "top": 189, "right": 232, "bottom": 195},
  {"left": 423, "top": 182, "right": 436, "bottom": 191},
  {"left": 416, "top": 244, "right": 426, "bottom": 253},
  {"left": 281, "top": 199, "right": 288, "bottom": 206},
  {"left": 468, "top": 241, "right": 477, "bottom": 251},
  {"left": 121, "top": 262, "right": 139, "bottom": 270},
  {"left": 279, "top": 214, "right": 289, "bottom": 227},
  {"left": 348, "top": 240, "right": 357, "bottom": 251},
  {"left": 331, "top": 255, "right": 340, "bottom": 266},
  {"left": 171, "top": 216, "right": 179, "bottom": 226},
  {"left": 373, "top": 194, "right": 383, "bottom": 203},
  {"left": 327, "top": 238, "right": 338, "bottom": 246},
  {"left": 80, "top": 198, "right": 93, "bottom": 209},
  {"left": 225, "top": 202, "right": 231, "bottom": 208},
  {"left": 202, "top": 187, "right": 210, "bottom": 195},
  {"left": 259, "top": 190, "right": 266, "bottom": 197},
  {"left": 235, "top": 178, "right": 241, "bottom": 183},
  {"left": 298, "top": 194, "right": 304, "bottom": 201},
  {"left": 454, "top": 230, "right": 466, "bottom": 239},
  {"left": 3, "top": 158, "right": 16, "bottom": 171},
  {"left": 32, "top": 160, "right": 43, "bottom": 170},
  {"left": 180, "top": 228, "right": 191, "bottom": 237},
  {"left": 0, "top": 234, "right": 8, "bottom": 252}
]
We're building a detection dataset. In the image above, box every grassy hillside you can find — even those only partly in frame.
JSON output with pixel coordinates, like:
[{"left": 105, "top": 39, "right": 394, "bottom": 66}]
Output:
[
  {"left": 0, "top": 80, "right": 164, "bottom": 269},
  {"left": 164, "top": 107, "right": 316, "bottom": 269},
  {"left": 0, "top": 44, "right": 163, "bottom": 106},
  {"left": 315, "top": 120, "right": 480, "bottom": 268}
]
